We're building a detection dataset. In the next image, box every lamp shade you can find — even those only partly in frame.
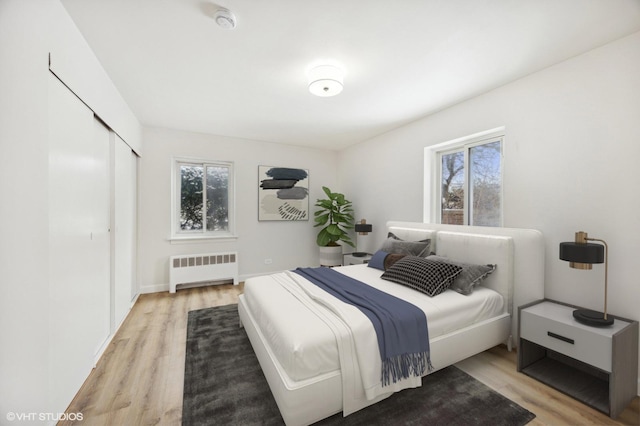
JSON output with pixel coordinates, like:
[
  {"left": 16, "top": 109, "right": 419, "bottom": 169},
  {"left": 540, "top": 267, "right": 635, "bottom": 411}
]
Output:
[
  {"left": 354, "top": 223, "right": 372, "bottom": 233},
  {"left": 559, "top": 242, "right": 604, "bottom": 264}
]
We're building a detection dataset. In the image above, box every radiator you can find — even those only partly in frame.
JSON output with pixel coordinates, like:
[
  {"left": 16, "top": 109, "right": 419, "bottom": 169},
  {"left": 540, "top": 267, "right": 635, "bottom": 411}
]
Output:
[{"left": 169, "top": 252, "right": 238, "bottom": 293}]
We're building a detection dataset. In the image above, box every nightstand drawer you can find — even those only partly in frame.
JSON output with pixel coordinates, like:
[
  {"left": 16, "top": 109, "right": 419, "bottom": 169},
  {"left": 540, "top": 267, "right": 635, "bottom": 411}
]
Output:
[{"left": 521, "top": 310, "right": 612, "bottom": 371}]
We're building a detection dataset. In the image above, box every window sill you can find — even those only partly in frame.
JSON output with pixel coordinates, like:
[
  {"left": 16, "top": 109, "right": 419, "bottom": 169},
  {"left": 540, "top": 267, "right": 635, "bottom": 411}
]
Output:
[{"left": 169, "top": 233, "right": 238, "bottom": 244}]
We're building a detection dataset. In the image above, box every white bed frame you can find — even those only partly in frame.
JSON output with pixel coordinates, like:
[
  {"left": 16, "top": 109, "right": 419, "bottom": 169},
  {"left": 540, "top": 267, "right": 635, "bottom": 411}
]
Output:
[{"left": 238, "top": 222, "right": 545, "bottom": 425}]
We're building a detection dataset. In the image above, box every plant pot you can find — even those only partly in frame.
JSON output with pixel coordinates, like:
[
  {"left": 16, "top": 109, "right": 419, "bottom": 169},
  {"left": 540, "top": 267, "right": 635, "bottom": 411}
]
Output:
[{"left": 319, "top": 245, "right": 343, "bottom": 267}]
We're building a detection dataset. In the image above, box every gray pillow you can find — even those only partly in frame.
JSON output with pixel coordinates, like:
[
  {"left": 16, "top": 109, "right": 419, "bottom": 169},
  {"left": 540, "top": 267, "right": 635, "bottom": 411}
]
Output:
[
  {"left": 381, "top": 256, "right": 462, "bottom": 297},
  {"left": 380, "top": 232, "right": 430, "bottom": 257},
  {"left": 426, "top": 255, "right": 496, "bottom": 295}
]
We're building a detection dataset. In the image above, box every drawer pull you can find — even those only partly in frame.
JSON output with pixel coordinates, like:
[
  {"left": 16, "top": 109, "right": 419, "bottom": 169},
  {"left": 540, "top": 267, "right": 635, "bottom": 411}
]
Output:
[{"left": 547, "top": 331, "right": 574, "bottom": 344}]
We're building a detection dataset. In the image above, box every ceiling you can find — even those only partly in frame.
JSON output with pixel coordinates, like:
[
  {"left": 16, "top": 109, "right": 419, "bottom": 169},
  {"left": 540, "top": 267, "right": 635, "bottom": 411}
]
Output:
[{"left": 61, "top": 0, "right": 640, "bottom": 150}]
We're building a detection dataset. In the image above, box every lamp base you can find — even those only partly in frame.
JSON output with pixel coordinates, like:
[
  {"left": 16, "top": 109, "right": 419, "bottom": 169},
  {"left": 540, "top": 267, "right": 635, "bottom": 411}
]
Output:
[
  {"left": 352, "top": 252, "right": 368, "bottom": 257},
  {"left": 572, "top": 309, "right": 614, "bottom": 327}
]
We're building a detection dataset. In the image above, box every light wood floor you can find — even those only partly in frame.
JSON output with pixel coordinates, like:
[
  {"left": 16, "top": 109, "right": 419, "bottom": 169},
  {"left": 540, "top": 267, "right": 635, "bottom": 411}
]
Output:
[{"left": 62, "top": 285, "right": 639, "bottom": 426}]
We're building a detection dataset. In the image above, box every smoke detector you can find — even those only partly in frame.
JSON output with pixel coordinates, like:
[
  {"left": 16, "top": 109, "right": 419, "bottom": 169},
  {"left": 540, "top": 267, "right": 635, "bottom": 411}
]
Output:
[{"left": 214, "top": 8, "right": 237, "bottom": 29}]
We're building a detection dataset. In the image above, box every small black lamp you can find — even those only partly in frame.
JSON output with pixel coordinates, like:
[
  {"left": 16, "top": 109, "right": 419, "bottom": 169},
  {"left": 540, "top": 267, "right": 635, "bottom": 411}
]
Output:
[
  {"left": 353, "top": 219, "right": 373, "bottom": 257},
  {"left": 559, "top": 231, "right": 613, "bottom": 327}
]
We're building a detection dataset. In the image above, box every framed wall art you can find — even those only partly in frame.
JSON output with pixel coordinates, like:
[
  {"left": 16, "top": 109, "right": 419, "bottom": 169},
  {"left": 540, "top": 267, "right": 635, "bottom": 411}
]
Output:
[{"left": 258, "top": 166, "right": 309, "bottom": 221}]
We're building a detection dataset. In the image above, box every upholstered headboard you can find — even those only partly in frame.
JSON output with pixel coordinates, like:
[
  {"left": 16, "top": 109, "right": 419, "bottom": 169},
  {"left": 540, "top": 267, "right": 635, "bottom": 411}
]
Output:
[{"left": 386, "top": 222, "right": 545, "bottom": 343}]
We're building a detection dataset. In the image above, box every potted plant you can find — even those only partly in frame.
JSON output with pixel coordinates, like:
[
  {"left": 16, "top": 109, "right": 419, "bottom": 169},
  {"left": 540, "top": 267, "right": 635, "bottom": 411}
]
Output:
[{"left": 314, "top": 186, "right": 355, "bottom": 266}]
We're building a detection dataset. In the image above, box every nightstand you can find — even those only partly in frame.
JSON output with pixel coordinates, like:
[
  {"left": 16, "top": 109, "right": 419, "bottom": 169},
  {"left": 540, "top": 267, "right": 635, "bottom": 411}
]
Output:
[
  {"left": 343, "top": 253, "right": 372, "bottom": 265},
  {"left": 517, "top": 299, "right": 638, "bottom": 418}
]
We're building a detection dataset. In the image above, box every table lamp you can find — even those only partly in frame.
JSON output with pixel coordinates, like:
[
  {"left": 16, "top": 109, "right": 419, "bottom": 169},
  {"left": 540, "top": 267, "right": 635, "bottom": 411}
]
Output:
[
  {"left": 559, "top": 231, "right": 613, "bottom": 326},
  {"left": 353, "top": 219, "right": 372, "bottom": 257}
]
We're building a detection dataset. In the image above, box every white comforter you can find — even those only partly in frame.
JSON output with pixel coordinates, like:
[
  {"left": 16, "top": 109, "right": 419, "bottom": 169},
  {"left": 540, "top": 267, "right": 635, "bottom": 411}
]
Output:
[{"left": 271, "top": 270, "right": 423, "bottom": 416}]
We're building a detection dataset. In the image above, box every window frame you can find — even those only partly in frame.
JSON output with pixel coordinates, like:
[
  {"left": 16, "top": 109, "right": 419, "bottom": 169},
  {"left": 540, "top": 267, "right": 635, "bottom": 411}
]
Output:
[
  {"left": 424, "top": 127, "right": 504, "bottom": 226},
  {"left": 170, "top": 157, "right": 236, "bottom": 242}
]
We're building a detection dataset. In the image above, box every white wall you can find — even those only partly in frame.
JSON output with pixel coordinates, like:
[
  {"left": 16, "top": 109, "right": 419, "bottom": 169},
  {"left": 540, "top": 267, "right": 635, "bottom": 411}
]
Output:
[
  {"left": 138, "top": 127, "right": 339, "bottom": 292},
  {"left": 0, "top": 0, "right": 142, "bottom": 421},
  {"left": 0, "top": 2, "right": 51, "bottom": 418},
  {"left": 339, "top": 31, "right": 640, "bottom": 389}
]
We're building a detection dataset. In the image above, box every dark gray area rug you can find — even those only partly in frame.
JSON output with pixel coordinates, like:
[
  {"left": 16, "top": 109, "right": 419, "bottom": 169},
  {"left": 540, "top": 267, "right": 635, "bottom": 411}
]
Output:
[{"left": 183, "top": 304, "right": 536, "bottom": 426}]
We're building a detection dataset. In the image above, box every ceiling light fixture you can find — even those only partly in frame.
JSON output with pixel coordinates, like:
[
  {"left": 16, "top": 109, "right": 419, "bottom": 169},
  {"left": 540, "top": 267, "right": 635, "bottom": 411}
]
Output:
[
  {"left": 308, "top": 65, "right": 344, "bottom": 97},
  {"left": 214, "top": 8, "right": 236, "bottom": 29}
]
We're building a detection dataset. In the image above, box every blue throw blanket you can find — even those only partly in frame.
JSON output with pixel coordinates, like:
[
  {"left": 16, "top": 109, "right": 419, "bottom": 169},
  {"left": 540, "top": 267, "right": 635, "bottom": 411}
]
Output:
[{"left": 293, "top": 267, "right": 432, "bottom": 386}]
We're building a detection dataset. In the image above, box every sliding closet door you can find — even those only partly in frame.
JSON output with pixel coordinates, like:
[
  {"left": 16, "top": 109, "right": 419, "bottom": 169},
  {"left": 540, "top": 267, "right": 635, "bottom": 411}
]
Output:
[
  {"left": 48, "top": 75, "right": 110, "bottom": 410},
  {"left": 91, "top": 119, "right": 112, "bottom": 349},
  {"left": 112, "top": 135, "right": 136, "bottom": 330}
]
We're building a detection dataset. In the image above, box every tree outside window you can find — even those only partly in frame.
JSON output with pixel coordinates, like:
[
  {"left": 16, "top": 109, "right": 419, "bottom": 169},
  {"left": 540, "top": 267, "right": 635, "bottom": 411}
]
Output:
[
  {"left": 438, "top": 138, "right": 502, "bottom": 226},
  {"left": 174, "top": 159, "right": 233, "bottom": 238}
]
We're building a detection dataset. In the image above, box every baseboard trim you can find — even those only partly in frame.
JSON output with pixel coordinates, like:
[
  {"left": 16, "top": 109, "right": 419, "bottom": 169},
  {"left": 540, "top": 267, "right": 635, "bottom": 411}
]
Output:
[
  {"left": 140, "top": 283, "right": 169, "bottom": 294},
  {"left": 140, "top": 271, "right": 289, "bottom": 294}
]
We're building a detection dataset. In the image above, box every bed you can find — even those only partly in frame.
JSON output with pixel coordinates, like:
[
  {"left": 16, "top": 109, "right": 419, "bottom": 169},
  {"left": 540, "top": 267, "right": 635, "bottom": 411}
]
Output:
[{"left": 238, "top": 221, "right": 545, "bottom": 425}]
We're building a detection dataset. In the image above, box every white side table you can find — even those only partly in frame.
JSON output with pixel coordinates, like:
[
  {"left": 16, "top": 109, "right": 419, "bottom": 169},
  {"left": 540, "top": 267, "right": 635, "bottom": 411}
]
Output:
[
  {"left": 343, "top": 253, "right": 372, "bottom": 266},
  {"left": 517, "top": 299, "right": 638, "bottom": 418}
]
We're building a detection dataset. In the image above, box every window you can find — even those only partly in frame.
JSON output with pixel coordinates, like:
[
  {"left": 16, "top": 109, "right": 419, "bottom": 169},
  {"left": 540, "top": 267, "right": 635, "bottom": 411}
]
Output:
[
  {"left": 426, "top": 129, "right": 503, "bottom": 226},
  {"left": 172, "top": 158, "right": 235, "bottom": 239}
]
